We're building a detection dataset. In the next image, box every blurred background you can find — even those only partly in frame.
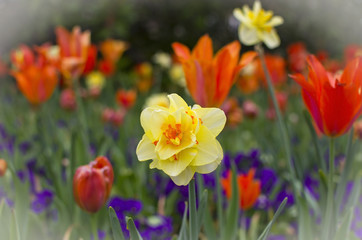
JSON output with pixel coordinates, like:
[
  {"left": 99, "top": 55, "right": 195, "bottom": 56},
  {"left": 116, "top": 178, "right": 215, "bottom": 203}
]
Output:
[{"left": 1, "top": 0, "right": 362, "bottom": 61}]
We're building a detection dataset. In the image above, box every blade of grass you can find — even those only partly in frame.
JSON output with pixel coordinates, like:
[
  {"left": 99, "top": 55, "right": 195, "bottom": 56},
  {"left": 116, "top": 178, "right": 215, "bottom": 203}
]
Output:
[{"left": 108, "top": 207, "right": 125, "bottom": 240}]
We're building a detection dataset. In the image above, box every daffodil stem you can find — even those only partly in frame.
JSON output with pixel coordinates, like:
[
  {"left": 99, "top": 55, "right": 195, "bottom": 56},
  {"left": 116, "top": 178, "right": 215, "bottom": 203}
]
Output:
[
  {"left": 189, "top": 178, "right": 198, "bottom": 240},
  {"left": 322, "top": 137, "right": 335, "bottom": 240},
  {"left": 216, "top": 168, "right": 225, "bottom": 239},
  {"left": 335, "top": 128, "right": 354, "bottom": 216},
  {"left": 255, "top": 44, "right": 298, "bottom": 187}
]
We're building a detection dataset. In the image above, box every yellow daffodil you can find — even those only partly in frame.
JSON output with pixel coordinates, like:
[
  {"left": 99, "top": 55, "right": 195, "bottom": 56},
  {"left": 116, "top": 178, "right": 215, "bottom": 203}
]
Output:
[
  {"left": 136, "top": 93, "right": 226, "bottom": 186},
  {"left": 144, "top": 93, "right": 170, "bottom": 109},
  {"left": 233, "top": 0, "right": 283, "bottom": 49}
]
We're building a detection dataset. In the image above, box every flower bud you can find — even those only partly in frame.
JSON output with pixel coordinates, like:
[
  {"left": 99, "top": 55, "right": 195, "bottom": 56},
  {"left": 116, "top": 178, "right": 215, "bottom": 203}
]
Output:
[
  {"left": 242, "top": 100, "right": 259, "bottom": 119},
  {"left": 0, "top": 159, "right": 7, "bottom": 177},
  {"left": 60, "top": 88, "right": 76, "bottom": 111},
  {"left": 73, "top": 156, "right": 114, "bottom": 213}
]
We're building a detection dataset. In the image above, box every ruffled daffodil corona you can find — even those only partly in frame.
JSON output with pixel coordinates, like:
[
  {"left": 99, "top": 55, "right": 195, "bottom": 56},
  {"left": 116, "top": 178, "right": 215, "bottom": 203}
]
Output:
[
  {"left": 233, "top": 0, "right": 283, "bottom": 49},
  {"left": 136, "top": 94, "right": 226, "bottom": 186}
]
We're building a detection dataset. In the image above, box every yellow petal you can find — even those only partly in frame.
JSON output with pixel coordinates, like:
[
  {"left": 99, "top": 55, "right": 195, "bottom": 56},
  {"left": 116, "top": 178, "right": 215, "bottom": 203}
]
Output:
[
  {"left": 156, "top": 131, "right": 196, "bottom": 160},
  {"left": 262, "top": 29, "right": 280, "bottom": 49},
  {"left": 190, "top": 125, "right": 221, "bottom": 166},
  {"left": 141, "top": 107, "right": 169, "bottom": 141},
  {"left": 239, "top": 25, "right": 260, "bottom": 46},
  {"left": 159, "top": 148, "right": 197, "bottom": 176},
  {"left": 170, "top": 167, "right": 195, "bottom": 186},
  {"left": 192, "top": 138, "right": 223, "bottom": 173},
  {"left": 253, "top": 0, "right": 262, "bottom": 15},
  {"left": 266, "top": 16, "right": 284, "bottom": 27},
  {"left": 193, "top": 106, "right": 226, "bottom": 137},
  {"left": 168, "top": 93, "right": 188, "bottom": 113},
  {"left": 136, "top": 134, "right": 157, "bottom": 161}
]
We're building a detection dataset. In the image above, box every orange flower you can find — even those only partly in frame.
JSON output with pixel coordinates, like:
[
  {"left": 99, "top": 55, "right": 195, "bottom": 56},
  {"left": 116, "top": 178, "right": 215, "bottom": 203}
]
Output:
[
  {"left": 172, "top": 34, "right": 257, "bottom": 107},
  {"left": 257, "top": 54, "right": 287, "bottom": 87},
  {"left": 10, "top": 45, "right": 35, "bottom": 70},
  {"left": 12, "top": 64, "right": 58, "bottom": 106},
  {"left": 221, "top": 169, "right": 261, "bottom": 210},
  {"left": 287, "top": 42, "right": 308, "bottom": 73},
  {"left": 290, "top": 55, "right": 362, "bottom": 137},
  {"left": 100, "top": 39, "right": 128, "bottom": 63},
  {"left": 0, "top": 159, "right": 7, "bottom": 177},
  {"left": 345, "top": 45, "right": 362, "bottom": 63},
  {"left": 116, "top": 89, "right": 137, "bottom": 110},
  {"left": 221, "top": 97, "right": 243, "bottom": 127},
  {"left": 55, "top": 26, "right": 91, "bottom": 80},
  {"left": 73, "top": 156, "right": 114, "bottom": 213},
  {"left": 236, "top": 60, "right": 260, "bottom": 94},
  {"left": 82, "top": 44, "right": 97, "bottom": 75}
]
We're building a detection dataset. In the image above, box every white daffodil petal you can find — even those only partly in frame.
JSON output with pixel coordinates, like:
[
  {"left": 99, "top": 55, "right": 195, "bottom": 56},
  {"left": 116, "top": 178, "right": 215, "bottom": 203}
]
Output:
[
  {"left": 263, "top": 29, "right": 280, "bottom": 49},
  {"left": 168, "top": 93, "right": 189, "bottom": 112},
  {"left": 170, "top": 167, "right": 195, "bottom": 186},
  {"left": 239, "top": 25, "right": 260, "bottom": 46},
  {"left": 193, "top": 107, "right": 226, "bottom": 137},
  {"left": 159, "top": 148, "right": 197, "bottom": 177},
  {"left": 192, "top": 161, "right": 219, "bottom": 174},
  {"left": 267, "top": 16, "right": 284, "bottom": 27},
  {"left": 253, "top": 0, "right": 261, "bottom": 15},
  {"left": 136, "top": 134, "right": 157, "bottom": 161}
]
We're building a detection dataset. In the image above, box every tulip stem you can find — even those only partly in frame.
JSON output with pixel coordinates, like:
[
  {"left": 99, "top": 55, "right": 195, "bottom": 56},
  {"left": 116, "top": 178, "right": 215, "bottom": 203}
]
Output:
[
  {"left": 91, "top": 213, "right": 98, "bottom": 240},
  {"left": 255, "top": 44, "right": 298, "bottom": 187},
  {"left": 322, "top": 137, "right": 335, "bottom": 240}
]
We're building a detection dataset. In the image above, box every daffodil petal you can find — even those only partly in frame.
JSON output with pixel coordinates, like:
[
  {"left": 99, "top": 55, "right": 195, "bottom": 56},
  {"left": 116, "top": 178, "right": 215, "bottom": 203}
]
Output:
[
  {"left": 262, "top": 29, "right": 280, "bottom": 49},
  {"left": 193, "top": 161, "right": 219, "bottom": 174},
  {"left": 253, "top": 0, "right": 261, "bottom": 15},
  {"left": 233, "top": 8, "right": 253, "bottom": 28},
  {"left": 136, "top": 134, "right": 157, "bottom": 161},
  {"left": 168, "top": 93, "right": 189, "bottom": 112},
  {"left": 267, "top": 16, "right": 284, "bottom": 27},
  {"left": 239, "top": 25, "right": 260, "bottom": 46},
  {"left": 191, "top": 125, "right": 222, "bottom": 166},
  {"left": 170, "top": 167, "right": 195, "bottom": 186},
  {"left": 141, "top": 107, "right": 169, "bottom": 141},
  {"left": 159, "top": 148, "right": 197, "bottom": 176},
  {"left": 193, "top": 107, "right": 226, "bottom": 137}
]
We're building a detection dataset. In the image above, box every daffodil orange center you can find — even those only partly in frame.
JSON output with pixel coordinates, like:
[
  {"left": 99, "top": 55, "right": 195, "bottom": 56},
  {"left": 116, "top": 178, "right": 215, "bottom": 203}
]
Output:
[{"left": 164, "top": 124, "right": 183, "bottom": 145}]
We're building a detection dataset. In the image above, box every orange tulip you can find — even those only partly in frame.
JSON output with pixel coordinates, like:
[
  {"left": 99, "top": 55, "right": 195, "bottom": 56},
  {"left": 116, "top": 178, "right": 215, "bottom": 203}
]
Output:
[
  {"left": 73, "top": 156, "right": 114, "bottom": 213},
  {"left": 287, "top": 42, "right": 308, "bottom": 73},
  {"left": 221, "top": 169, "right": 261, "bottom": 210},
  {"left": 100, "top": 39, "right": 128, "bottom": 63},
  {"left": 290, "top": 55, "right": 362, "bottom": 137},
  {"left": 12, "top": 64, "right": 58, "bottom": 106},
  {"left": 172, "top": 34, "right": 257, "bottom": 107},
  {"left": 55, "top": 26, "right": 91, "bottom": 81},
  {"left": 0, "top": 159, "right": 7, "bottom": 177},
  {"left": 10, "top": 45, "right": 35, "bottom": 70},
  {"left": 256, "top": 54, "right": 287, "bottom": 87}
]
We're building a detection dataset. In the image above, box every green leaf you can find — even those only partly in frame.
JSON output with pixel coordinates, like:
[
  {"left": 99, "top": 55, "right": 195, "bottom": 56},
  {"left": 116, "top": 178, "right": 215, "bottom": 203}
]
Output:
[
  {"left": 333, "top": 208, "right": 354, "bottom": 240},
  {"left": 126, "top": 216, "right": 143, "bottom": 240},
  {"left": 257, "top": 197, "right": 288, "bottom": 240},
  {"left": 188, "top": 179, "right": 198, "bottom": 240},
  {"left": 216, "top": 168, "right": 224, "bottom": 239},
  {"left": 108, "top": 207, "right": 125, "bottom": 240},
  {"left": 177, "top": 202, "right": 188, "bottom": 240},
  {"left": 203, "top": 205, "right": 217, "bottom": 240},
  {"left": 224, "top": 164, "right": 239, "bottom": 240},
  {"left": 11, "top": 209, "right": 21, "bottom": 240},
  {"left": 197, "top": 189, "right": 208, "bottom": 234}
]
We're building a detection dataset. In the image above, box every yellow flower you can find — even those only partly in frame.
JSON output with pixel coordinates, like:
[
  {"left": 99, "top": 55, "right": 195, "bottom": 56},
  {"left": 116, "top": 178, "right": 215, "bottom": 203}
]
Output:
[
  {"left": 233, "top": 0, "right": 283, "bottom": 49},
  {"left": 145, "top": 93, "right": 170, "bottom": 109},
  {"left": 86, "top": 71, "right": 105, "bottom": 90},
  {"left": 136, "top": 93, "right": 226, "bottom": 186}
]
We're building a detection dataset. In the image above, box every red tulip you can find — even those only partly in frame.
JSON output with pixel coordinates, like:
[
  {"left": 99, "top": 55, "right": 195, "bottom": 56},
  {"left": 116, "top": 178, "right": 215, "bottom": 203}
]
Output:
[
  {"left": 291, "top": 55, "right": 362, "bottom": 137},
  {"left": 116, "top": 89, "right": 137, "bottom": 110},
  {"left": 73, "top": 156, "right": 114, "bottom": 213}
]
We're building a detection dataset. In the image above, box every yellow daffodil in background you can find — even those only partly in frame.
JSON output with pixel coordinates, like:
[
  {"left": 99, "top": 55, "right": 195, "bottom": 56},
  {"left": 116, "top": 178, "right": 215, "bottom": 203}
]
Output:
[
  {"left": 136, "top": 93, "right": 226, "bottom": 185},
  {"left": 86, "top": 71, "right": 105, "bottom": 90},
  {"left": 233, "top": 0, "right": 283, "bottom": 49},
  {"left": 144, "top": 93, "right": 170, "bottom": 109}
]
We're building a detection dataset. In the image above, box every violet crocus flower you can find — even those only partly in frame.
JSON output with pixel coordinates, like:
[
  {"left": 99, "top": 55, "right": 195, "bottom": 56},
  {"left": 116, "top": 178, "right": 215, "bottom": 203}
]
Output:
[
  {"left": 31, "top": 189, "right": 54, "bottom": 214},
  {"left": 141, "top": 215, "right": 173, "bottom": 240}
]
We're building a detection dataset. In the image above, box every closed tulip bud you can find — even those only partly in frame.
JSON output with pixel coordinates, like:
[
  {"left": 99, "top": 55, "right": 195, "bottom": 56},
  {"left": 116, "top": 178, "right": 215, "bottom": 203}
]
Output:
[
  {"left": 73, "top": 156, "right": 114, "bottom": 213},
  {"left": 0, "top": 159, "right": 7, "bottom": 177}
]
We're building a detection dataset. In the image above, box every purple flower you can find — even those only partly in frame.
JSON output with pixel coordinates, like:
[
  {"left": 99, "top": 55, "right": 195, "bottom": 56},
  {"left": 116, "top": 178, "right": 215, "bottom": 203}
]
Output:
[
  {"left": 304, "top": 174, "right": 319, "bottom": 200},
  {"left": 31, "top": 189, "right": 54, "bottom": 214},
  {"left": 141, "top": 215, "right": 173, "bottom": 239},
  {"left": 267, "top": 235, "right": 286, "bottom": 240},
  {"left": 108, "top": 196, "right": 143, "bottom": 219}
]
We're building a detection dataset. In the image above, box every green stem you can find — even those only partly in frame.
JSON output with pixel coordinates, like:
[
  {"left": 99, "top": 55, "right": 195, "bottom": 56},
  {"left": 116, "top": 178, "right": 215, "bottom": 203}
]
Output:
[
  {"left": 91, "top": 213, "right": 98, "bottom": 240},
  {"left": 335, "top": 128, "right": 354, "bottom": 216},
  {"left": 255, "top": 44, "right": 298, "bottom": 188},
  {"left": 322, "top": 137, "right": 335, "bottom": 240},
  {"left": 189, "top": 178, "right": 198, "bottom": 240},
  {"left": 216, "top": 168, "right": 224, "bottom": 239}
]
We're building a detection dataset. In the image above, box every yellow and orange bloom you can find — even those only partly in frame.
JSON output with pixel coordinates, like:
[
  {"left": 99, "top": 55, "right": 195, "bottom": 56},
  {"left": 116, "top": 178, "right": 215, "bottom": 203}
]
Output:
[
  {"left": 135, "top": 62, "right": 154, "bottom": 93},
  {"left": 144, "top": 93, "right": 170, "bottom": 109},
  {"left": 10, "top": 45, "right": 35, "bottom": 70},
  {"left": 12, "top": 64, "right": 58, "bottom": 106},
  {"left": 291, "top": 55, "right": 362, "bottom": 137},
  {"left": 73, "top": 156, "right": 114, "bottom": 213},
  {"left": 0, "top": 159, "right": 7, "bottom": 177},
  {"left": 136, "top": 94, "right": 226, "bottom": 186},
  {"left": 221, "top": 169, "right": 261, "bottom": 210},
  {"left": 100, "top": 39, "right": 128, "bottom": 64},
  {"left": 116, "top": 89, "right": 137, "bottom": 110},
  {"left": 55, "top": 26, "right": 91, "bottom": 81},
  {"left": 233, "top": 0, "right": 284, "bottom": 49},
  {"left": 172, "top": 34, "right": 257, "bottom": 107}
]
